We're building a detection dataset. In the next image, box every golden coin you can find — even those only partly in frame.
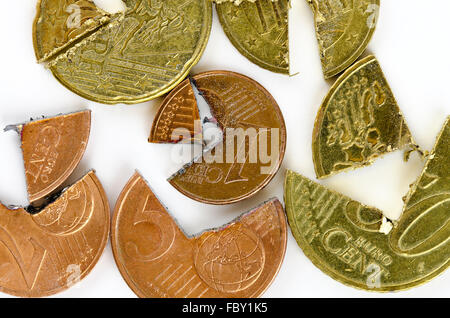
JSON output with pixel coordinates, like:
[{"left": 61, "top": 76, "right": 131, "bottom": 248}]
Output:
[
  {"left": 6, "top": 111, "right": 91, "bottom": 203},
  {"left": 312, "top": 55, "right": 418, "bottom": 179},
  {"left": 216, "top": 0, "right": 290, "bottom": 74},
  {"left": 34, "top": 0, "right": 212, "bottom": 104},
  {"left": 111, "top": 172, "right": 287, "bottom": 298},
  {"left": 285, "top": 118, "right": 449, "bottom": 293},
  {"left": 0, "top": 171, "right": 110, "bottom": 297},
  {"left": 33, "top": 0, "right": 110, "bottom": 63},
  {"left": 168, "top": 71, "right": 287, "bottom": 205},
  {"left": 308, "top": 0, "right": 380, "bottom": 78}
]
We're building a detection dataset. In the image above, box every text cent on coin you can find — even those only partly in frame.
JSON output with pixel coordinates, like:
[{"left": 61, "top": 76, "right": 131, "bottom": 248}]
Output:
[{"left": 111, "top": 172, "right": 287, "bottom": 298}]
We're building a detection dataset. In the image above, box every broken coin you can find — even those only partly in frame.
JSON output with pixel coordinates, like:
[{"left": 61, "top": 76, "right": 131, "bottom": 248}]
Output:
[
  {"left": 33, "top": 0, "right": 111, "bottom": 63},
  {"left": 166, "top": 71, "right": 287, "bottom": 205},
  {"left": 308, "top": 0, "right": 380, "bottom": 78},
  {"left": 34, "top": 0, "right": 213, "bottom": 104},
  {"left": 111, "top": 172, "right": 287, "bottom": 298},
  {"left": 285, "top": 138, "right": 449, "bottom": 292},
  {"left": 0, "top": 171, "right": 110, "bottom": 297},
  {"left": 5, "top": 110, "right": 91, "bottom": 203},
  {"left": 216, "top": 0, "right": 290, "bottom": 74},
  {"left": 312, "top": 55, "right": 419, "bottom": 179}
]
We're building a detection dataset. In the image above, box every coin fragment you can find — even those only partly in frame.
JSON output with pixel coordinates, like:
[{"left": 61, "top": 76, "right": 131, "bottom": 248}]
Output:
[
  {"left": 168, "top": 71, "right": 287, "bottom": 205},
  {"left": 5, "top": 111, "right": 91, "bottom": 203},
  {"left": 312, "top": 56, "right": 417, "bottom": 179},
  {"left": 149, "top": 79, "right": 202, "bottom": 144},
  {"left": 284, "top": 167, "right": 449, "bottom": 291},
  {"left": 308, "top": 0, "right": 380, "bottom": 78},
  {"left": 216, "top": 0, "right": 290, "bottom": 74},
  {"left": 0, "top": 171, "right": 110, "bottom": 297},
  {"left": 391, "top": 117, "right": 450, "bottom": 257},
  {"left": 33, "top": 0, "right": 111, "bottom": 63},
  {"left": 46, "top": 0, "right": 213, "bottom": 104},
  {"left": 112, "top": 172, "right": 287, "bottom": 298}
]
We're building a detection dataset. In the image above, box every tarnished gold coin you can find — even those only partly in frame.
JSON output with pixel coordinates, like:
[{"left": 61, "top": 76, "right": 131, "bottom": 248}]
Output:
[
  {"left": 6, "top": 111, "right": 91, "bottom": 203},
  {"left": 33, "top": 0, "right": 110, "bottom": 63},
  {"left": 312, "top": 55, "right": 417, "bottom": 179},
  {"left": 111, "top": 172, "right": 287, "bottom": 298},
  {"left": 285, "top": 117, "right": 449, "bottom": 293},
  {"left": 149, "top": 78, "right": 201, "bottom": 144},
  {"left": 34, "top": 0, "right": 212, "bottom": 104},
  {"left": 216, "top": 0, "right": 290, "bottom": 74},
  {"left": 0, "top": 171, "right": 110, "bottom": 297},
  {"left": 168, "top": 71, "right": 287, "bottom": 205},
  {"left": 308, "top": 0, "right": 380, "bottom": 78}
]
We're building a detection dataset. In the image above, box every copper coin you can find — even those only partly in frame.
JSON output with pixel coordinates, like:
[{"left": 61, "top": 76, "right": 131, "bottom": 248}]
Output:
[
  {"left": 167, "top": 71, "right": 287, "bottom": 205},
  {"left": 6, "top": 110, "right": 91, "bottom": 203},
  {"left": 111, "top": 172, "right": 287, "bottom": 298},
  {"left": 0, "top": 171, "right": 110, "bottom": 297}
]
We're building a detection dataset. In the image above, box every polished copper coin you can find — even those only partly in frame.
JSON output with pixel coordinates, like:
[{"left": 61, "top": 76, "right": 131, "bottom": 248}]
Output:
[
  {"left": 0, "top": 171, "right": 110, "bottom": 297},
  {"left": 149, "top": 78, "right": 201, "bottom": 144},
  {"left": 6, "top": 111, "right": 91, "bottom": 203},
  {"left": 168, "top": 71, "right": 287, "bottom": 205},
  {"left": 112, "top": 172, "right": 287, "bottom": 298}
]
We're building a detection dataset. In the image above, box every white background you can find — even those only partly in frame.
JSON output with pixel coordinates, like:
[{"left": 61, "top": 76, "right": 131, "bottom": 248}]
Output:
[{"left": 0, "top": 0, "right": 448, "bottom": 298}]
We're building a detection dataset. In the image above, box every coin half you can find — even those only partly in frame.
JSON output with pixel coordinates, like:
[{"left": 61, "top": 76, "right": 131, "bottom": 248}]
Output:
[
  {"left": 46, "top": 0, "right": 213, "bottom": 104},
  {"left": 169, "top": 71, "right": 287, "bottom": 205},
  {"left": 33, "top": 0, "right": 111, "bottom": 63},
  {"left": 285, "top": 160, "right": 449, "bottom": 290},
  {"left": 6, "top": 110, "right": 91, "bottom": 203},
  {"left": 216, "top": 0, "right": 290, "bottom": 74},
  {"left": 312, "top": 55, "right": 417, "bottom": 179},
  {"left": 0, "top": 171, "right": 110, "bottom": 297},
  {"left": 308, "top": 0, "right": 380, "bottom": 78},
  {"left": 111, "top": 172, "right": 287, "bottom": 298}
]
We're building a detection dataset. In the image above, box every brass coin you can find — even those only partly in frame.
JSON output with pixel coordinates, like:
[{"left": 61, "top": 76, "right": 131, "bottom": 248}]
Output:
[
  {"left": 0, "top": 171, "right": 110, "bottom": 297},
  {"left": 285, "top": 116, "right": 449, "bottom": 293},
  {"left": 6, "top": 111, "right": 91, "bottom": 203},
  {"left": 34, "top": 0, "right": 212, "bottom": 104},
  {"left": 312, "top": 55, "right": 417, "bottom": 179},
  {"left": 168, "top": 71, "right": 287, "bottom": 205},
  {"left": 149, "top": 78, "right": 202, "bottom": 144},
  {"left": 111, "top": 172, "right": 287, "bottom": 298},
  {"left": 308, "top": 0, "right": 380, "bottom": 78},
  {"left": 33, "top": 0, "right": 111, "bottom": 63},
  {"left": 216, "top": 0, "right": 290, "bottom": 74}
]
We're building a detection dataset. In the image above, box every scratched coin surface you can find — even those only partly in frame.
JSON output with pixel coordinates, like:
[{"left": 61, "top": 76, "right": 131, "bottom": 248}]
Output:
[
  {"left": 312, "top": 55, "right": 417, "bottom": 179},
  {"left": 169, "top": 71, "right": 287, "bottom": 205},
  {"left": 285, "top": 157, "right": 449, "bottom": 291},
  {"left": 6, "top": 111, "right": 91, "bottom": 203},
  {"left": 149, "top": 78, "right": 201, "bottom": 144},
  {"left": 33, "top": 0, "right": 110, "bottom": 63},
  {"left": 111, "top": 172, "right": 287, "bottom": 298},
  {"left": 216, "top": 0, "right": 290, "bottom": 74},
  {"left": 34, "top": 0, "right": 212, "bottom": 104},
  {"left": 0, "top": 171, "right": 110, "bottom": 297},
  {"left": 308, "top": 0, "right": 380, "bottom": 78}
]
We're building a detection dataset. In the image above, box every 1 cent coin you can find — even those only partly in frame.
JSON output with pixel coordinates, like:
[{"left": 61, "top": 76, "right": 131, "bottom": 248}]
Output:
[{"left": 112, "top": 172, "right": 287, "bottom": 298}]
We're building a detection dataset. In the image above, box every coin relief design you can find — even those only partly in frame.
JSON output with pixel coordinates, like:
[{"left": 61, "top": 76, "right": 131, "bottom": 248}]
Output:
[
  {"left": 111, "top": 172, "right": 287, "bottom": 298},
  {"left": 216, "top": 0, "right": 290, "bottom": 74},
  {"left": 308, "top": 0, "right": 380, "bottom": 78},
  {"left": 285, "top": 118, "right": 449, "bottom": 293},
  {"left": 6, "top": 111, "right": 91, "bottom": 203},
  {"left": 168, "top": 71, "right": 287, "bottom": 205},
  {"left": 33, "top": 0, "right": 111, "bottom": 63},
  {"left": 0, "top": 171, "right": 110, "bottom": 297},
  {"left": 33, "top": 0, "right": 212, "bottom": 104},
  {"left": 312, "top": 55, "right": 417, "bottom": 179}
]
